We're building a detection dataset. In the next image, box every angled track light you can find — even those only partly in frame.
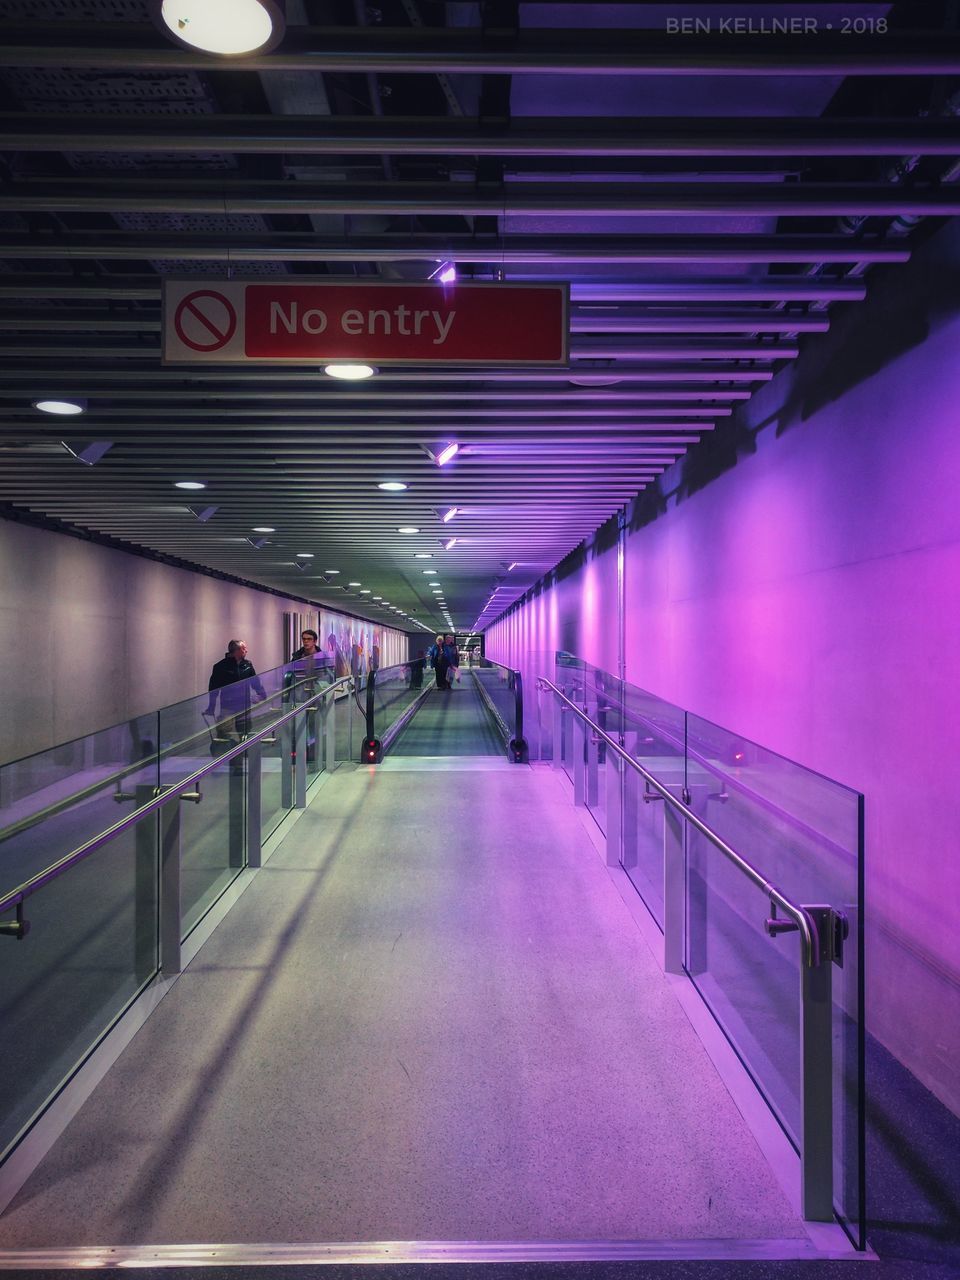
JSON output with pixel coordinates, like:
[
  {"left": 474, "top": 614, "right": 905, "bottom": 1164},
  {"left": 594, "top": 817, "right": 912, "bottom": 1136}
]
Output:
[
  {"left": 423, "top": 439, "right": 460, "bottom": 468},
  {"left": 60, "top": 439, "right": 113, "bottom": 466},
  {"left": 189, "top": 504, "right": 219, "bottom": 522},
  {"left": 438, "top": 506, "right": 459, "bottom": 524},
  {"left": 442, "top": 537, "right": 457, "bottom": 551},
  {"left": 245, "top": 536, "right": 268, "bottom": 549}
]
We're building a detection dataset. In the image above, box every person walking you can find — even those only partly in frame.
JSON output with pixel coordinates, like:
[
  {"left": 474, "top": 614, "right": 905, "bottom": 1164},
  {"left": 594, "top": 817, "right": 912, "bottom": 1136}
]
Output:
[
  {"left": 443, "top": 633, "right": 460, "bottom": 688},
  {"left": 205, "top": 639, "right": 267, "bottom": 737},
  {"left": 428, "top": 633, "right": 448, "bottom": 690}
]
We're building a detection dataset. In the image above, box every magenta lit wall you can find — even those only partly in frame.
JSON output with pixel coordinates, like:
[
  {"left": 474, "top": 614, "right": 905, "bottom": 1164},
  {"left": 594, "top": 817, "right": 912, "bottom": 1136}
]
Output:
[{"left": 487, "top": 231, "right": 960, "bottom": 1117}]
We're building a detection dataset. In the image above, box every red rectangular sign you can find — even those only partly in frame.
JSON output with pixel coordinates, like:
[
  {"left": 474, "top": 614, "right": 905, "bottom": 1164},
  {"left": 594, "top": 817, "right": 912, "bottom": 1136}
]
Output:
[{"left": 162, "top": 279, "right": 568, "bottom": 366}]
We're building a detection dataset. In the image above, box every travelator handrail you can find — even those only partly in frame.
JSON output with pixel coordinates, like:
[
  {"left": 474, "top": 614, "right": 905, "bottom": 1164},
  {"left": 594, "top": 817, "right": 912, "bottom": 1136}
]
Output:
[
  {"left": 538, "top": 678, "right": 824, "bottom": 967},
  {"left": 0, "top": 670, "right": 332, "bottom": 847},
  {"left": 362, "top": 662, "right": 433, "bottom": 761},
  {"left": 470, "top": 658, "right": 528, "bottom": 762},
  {"left": 538, "top": 676, "right": 847, "bottom": 1225},
  {"left": 0, "top": 676, "right": 353, "bottom": 928}
]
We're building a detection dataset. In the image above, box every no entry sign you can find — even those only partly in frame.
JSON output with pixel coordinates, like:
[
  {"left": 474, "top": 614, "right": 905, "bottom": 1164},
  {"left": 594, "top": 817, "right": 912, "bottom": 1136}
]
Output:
[{"left": 162, "top": 279, "right": 568, "bottom": 366}]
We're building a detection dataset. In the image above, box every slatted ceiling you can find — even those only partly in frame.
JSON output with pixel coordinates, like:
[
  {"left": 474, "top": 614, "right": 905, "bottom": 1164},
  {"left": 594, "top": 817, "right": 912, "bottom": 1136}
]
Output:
[{"left": 0, "top": 2, "right": 939, "bottom": 632}]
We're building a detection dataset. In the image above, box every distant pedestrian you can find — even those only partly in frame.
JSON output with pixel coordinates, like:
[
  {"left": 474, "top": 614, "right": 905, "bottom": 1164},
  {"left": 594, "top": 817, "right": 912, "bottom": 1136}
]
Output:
[
  {"left": 205, "top": 639, "right": 267, "bottom": 737},
  {"left": 443, "top": 634, "right": 460, "bottom": 687},
  {"left": 428, "top": 633, "right": 448, "bottom": 690},
  {"left": 408, "top": 649, "right": 426, "bottom": 688}
]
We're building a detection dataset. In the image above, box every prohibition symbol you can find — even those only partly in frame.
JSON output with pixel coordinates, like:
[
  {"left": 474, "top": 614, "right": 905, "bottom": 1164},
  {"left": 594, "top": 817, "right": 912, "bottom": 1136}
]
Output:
[{"left": 174, "top": 289, "right": 238, "bottom": 352}]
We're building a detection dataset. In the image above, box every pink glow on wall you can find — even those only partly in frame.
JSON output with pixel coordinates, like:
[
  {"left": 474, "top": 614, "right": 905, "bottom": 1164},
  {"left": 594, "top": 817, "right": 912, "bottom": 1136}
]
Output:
[{"left": 487, "top": 273, "right": 960, "bottom": 1117}]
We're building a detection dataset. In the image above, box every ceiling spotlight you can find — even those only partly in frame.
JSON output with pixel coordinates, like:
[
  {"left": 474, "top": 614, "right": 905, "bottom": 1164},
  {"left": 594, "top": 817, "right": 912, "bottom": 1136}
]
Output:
[
  {"left": 252, "top": 525, "right": 275, "bottom": 533},
  {"left": 36, "top": 398, "right": 87, "bottom": 416},
  {"left": 438, "top": 507, "right": 458, "bottom": 524},
  {"left": 424, "top": 439, "right": 459, "bottom": 468},
  {"left": 174, "top": 480, "right": 206, "bottom": 490},
  {"left": 398, "top": 526, "right": 420, "bottom": 534},
  {"left": 430, "top": 260, "right": 457, "bottom": 284},
  {"left": 378, "top": 481, "right": 408, "bottom": 492},
  {"left": 506, "top": 562, "right": 518, "bottom": 571},
  {"left": 442, "top": 537, "right": 457, "bottom": 551},
  {"left": 188, "top": 503, "right": 219, "bottom": 522},
  {"left": 60, "top": 439, "right": 113, "bottom": 466},
  {"left": 294, "top": 559, "right": 308, "bottom": 571},
  {"left": 152, "top": 0, "right": 286, "bottom": 56},
  {"left": 324, "top": 363, "right": 377, "bottom": 381}
]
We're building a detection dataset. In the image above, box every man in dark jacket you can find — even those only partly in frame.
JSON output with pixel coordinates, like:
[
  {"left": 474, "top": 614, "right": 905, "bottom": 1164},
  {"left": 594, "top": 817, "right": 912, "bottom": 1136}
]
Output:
[{"left": 205, "top": 639, "right": 267, "bottom": 735}]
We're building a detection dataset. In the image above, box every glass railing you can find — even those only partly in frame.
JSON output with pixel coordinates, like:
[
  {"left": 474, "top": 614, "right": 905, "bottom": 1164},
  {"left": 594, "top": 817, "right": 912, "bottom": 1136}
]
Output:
[
  {"left": 469, "top": 658, "right": 527, "bottom": 762},
  {"left": 540, "top": 652, "right": 865, "bottom": 1248},
  {"left": 0, "top": 668, "right": 351, "bottom": 1168}
]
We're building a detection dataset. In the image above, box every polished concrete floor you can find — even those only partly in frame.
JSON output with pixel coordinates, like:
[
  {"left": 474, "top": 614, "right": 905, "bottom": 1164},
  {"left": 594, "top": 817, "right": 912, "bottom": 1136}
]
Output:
[{"left": 0, "top": 759, "right": 807, "bottom": 1248}]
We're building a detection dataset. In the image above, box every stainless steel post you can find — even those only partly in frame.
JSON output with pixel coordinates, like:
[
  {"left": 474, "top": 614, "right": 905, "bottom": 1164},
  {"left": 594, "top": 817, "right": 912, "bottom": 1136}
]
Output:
[
  {"left": 246, "top": 740, "right": 262, "bottom": 868},
  {"left": 294, "top": 711, "right": 307, "bottom": 808},
  {"left": 159, "top": 796, "right": 181, "bottom": 975},
  {"left": 800, "top": 907, "right": 835, "bottom": 1222},
  {"left": 280, "top": 721, "right": 293, "bottom": 809},
  {"left": 663, "top": 801, "right": 685, "bottom": 975}
]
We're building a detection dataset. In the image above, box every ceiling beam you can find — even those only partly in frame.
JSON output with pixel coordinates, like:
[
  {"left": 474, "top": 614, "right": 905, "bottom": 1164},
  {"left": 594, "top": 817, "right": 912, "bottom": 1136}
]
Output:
[
  {"left": 2, "top": 113, "right": 958, "bottom": 156},
  {"left": 0, "top": 233, "right": 911, "bottom": 264},
  {"left": 0, "top": 278, "right": 868, "bottom": 303},
  {"left": 1, "top": 24, "right": 957, "bottom": 76},
  {"left": 4, "top": 180, "right": 957, "bottom": 216}
]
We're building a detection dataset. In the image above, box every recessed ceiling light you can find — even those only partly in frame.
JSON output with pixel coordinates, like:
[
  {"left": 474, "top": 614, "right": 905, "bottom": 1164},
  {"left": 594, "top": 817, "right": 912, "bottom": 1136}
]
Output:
[
  {"left": 252, "top": 526, "right": 275, "bottom": 533},
  {"left": 296, "top": 552, "right": 314, "bottom": 558},
  {"left": 348, "top": 581, "right": 361, "bottom": 587},
  {"left": 324, "top": 363, "right": 377, "bottom": 381},
  {"left": 414, "top": 553, "right": 433, "bottom": 559},
  {"left": 153, "top": 0, "right": 285, "bottom": 55},
  {"left": 325, "top": 569, "right": 340, "bottom": 575},
  {"left": 422, "top": 569, "right": 437, "bottom": 575},
  {"left": 372, "top": 596, "right": 382, "bottom": 601},
  {"left": 360, "top": 589, "right": 371, "bottom": 594},
  {"left": 34, "top": 398, "right": 86, "bottom": 416},
  {"left": 175, "top": 480, "right": 206, "bottom": 490},
  {"left": 378, "top": 481, "right": 408, "bottom": 492},
  {"left": 398, "top": 526, "right": 420, "bottom": 534}
]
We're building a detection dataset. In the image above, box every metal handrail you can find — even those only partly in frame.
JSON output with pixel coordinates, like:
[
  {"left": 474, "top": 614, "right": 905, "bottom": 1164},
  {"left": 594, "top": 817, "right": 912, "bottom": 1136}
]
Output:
[
  {"left": 0, "top": 676, "right": 352, "bottom": 919},
  {"left": 538, "top": 676, "right": 819, "bottom": 966},
  {"left": 0, "top": 669, "right": 329, "bottom": 845}
]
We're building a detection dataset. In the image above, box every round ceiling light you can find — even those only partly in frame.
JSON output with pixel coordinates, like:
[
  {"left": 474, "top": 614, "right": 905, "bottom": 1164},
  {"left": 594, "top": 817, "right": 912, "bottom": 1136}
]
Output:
[
  {"left": 174, "top": 480, "right": 206, "bottom": 490},
  {"left": 378, "top": 481, "right": 408, "bottom": 492},
  {"left": 324, "top": 363, "right": 377, "bottom": 381},
  {"left": 252, "top": 525, "right": 275, "bottom": 533},
  {"left": 33, "top": 398, "right": 86, "bottom": 416},
  {"left": 398, "top": 526, "right": 420, "bottom": 534},
  {"left": 414, "top": 553, "right": 433, "bottom": 559},
  {"left": 153, "top": 0, "right": 285, "bottom": 56}
]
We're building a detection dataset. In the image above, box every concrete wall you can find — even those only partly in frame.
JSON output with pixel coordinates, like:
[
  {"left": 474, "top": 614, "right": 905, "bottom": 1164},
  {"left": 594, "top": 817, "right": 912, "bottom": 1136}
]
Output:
[
  {"left": 486, "top": 222, "right": 960, "bottom": 1117},
  {"left": 0, "top": 520, "right": 402, "bottom": 765}
]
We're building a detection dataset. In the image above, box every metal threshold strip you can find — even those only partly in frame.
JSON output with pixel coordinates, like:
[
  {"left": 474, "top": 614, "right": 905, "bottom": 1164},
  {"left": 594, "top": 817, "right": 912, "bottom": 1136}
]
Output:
[{"left": 0, "top": 1236, "right": 867, "bottom": 1268}]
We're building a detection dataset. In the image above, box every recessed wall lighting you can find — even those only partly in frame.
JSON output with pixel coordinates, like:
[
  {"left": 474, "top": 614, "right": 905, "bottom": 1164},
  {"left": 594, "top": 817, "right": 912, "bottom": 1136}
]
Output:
[
  {"left": 378, "top": 481, "right": 408, "bottom": 492},
  {"left": 152, "top": 0, "right": 285, "bottom": 55},
  {"left": 35, "top": 398, "right": 86, "bottom": 416},
  {"left": 325, "top": 363, "right": 377, "bottom": 381},
  {"left": 253, "top": 526, "right": 275, "bottom": 533},
  {"left": 175, "top": 480, "right": 206, "bottom": 490}
]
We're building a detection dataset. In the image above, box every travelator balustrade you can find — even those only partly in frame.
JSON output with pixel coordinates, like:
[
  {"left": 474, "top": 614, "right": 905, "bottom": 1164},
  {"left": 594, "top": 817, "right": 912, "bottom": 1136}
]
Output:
[
  {"left": 359, "top": 656, "right": 527, "bottom": 763},
  {"left": 0, "top": 665, "right": 362, "bottom": 1180},
  {"left": 537, "top": 657, "right": 865, "bottom": 1248}
]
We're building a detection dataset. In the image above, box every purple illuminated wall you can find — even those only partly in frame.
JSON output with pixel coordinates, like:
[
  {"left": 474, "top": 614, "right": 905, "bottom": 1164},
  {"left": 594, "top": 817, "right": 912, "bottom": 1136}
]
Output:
[{"left": 487, "top": 222, "right": 960, "bottom": 1117}]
